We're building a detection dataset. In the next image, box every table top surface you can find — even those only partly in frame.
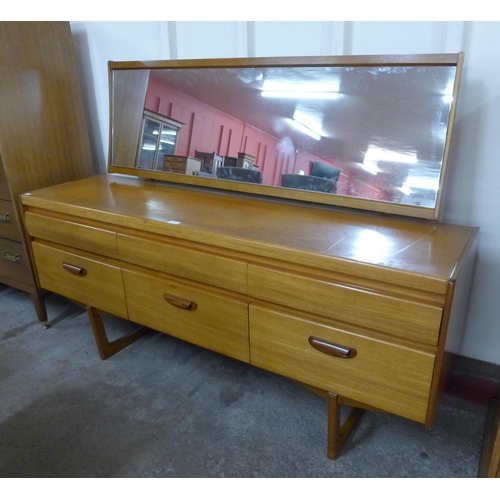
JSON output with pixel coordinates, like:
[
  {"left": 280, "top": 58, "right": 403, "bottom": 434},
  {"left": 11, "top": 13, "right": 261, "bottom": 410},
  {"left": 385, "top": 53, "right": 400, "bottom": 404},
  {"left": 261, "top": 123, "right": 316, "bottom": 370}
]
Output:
[{"left": 21, "top": 174, "right": 478, "bottom": 292}]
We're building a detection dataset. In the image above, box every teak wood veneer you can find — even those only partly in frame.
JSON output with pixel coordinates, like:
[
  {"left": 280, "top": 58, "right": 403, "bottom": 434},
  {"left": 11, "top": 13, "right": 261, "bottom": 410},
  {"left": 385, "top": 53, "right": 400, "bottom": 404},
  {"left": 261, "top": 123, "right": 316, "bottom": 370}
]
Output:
[
  {"left": 21, "top": 174, "right": 478, "bottom": 458},
  {"left": 0, "top": 22, "right": 94, "bottom": 322}
]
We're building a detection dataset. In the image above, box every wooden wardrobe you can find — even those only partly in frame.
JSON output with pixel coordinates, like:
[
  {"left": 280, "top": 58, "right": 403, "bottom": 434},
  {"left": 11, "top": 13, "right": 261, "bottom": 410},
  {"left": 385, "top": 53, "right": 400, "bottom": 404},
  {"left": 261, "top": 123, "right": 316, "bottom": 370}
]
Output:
[{"left": 0, "top": 22, "right": 95, "bottom": 325}]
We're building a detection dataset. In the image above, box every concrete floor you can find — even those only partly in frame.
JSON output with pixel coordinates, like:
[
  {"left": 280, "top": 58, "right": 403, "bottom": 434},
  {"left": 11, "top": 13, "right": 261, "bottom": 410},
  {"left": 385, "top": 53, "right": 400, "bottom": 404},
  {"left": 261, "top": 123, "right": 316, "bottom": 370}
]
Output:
[{"left": 0, "top": 284, "right": 490, "bottom": 478}]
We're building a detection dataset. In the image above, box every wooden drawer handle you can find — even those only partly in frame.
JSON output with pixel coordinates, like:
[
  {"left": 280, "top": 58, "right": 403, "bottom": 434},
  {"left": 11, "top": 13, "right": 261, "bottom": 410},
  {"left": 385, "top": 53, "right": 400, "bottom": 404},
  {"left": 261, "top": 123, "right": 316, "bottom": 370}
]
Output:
[
  {"left": 62, "top": 262, "right": 88, "bottom": 276},
  {"left": 3, "top": 250, "right": 20, "bottom": 263},
  {"left": 0, "top": 213, "right": 10, "bottom": 222},
  {"left": 164, "top": 293, "right": 197, "bottom": 311},
  {"left": 308, "top": 336, "right": 357, "bottom": 359}
]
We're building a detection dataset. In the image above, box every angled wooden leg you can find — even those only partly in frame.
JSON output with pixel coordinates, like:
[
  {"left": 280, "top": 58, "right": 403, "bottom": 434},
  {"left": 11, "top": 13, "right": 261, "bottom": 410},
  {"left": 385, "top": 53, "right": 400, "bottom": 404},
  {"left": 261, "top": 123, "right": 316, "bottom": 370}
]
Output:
[
  {"left": 295, "top": 382, "right": 367, "bottom": 459},
  {"left": 86, "top": 306, "right": 149, "bottom": 360},
  {"left": 327, "top": 392, "right": 365, "bottom": 459}
]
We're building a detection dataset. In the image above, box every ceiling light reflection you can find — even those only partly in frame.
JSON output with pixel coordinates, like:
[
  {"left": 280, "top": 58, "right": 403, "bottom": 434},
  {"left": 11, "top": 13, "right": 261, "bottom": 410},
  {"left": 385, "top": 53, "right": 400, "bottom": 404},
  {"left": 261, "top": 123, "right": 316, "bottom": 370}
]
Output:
[
  {"left": 262, "top": 90, "right": 340, "bottom": 99},
  {"left": 291, "top": 119, "right": 321, "bottom": 140},
  {"left": 362, "top": 146, "right": 418, "bottom": 175},
  {"left": 261, "top": 81, "right": 340, "bottom": 100},
  {"left": 353, "top": 229, "right": 393, "bottom": 263}
]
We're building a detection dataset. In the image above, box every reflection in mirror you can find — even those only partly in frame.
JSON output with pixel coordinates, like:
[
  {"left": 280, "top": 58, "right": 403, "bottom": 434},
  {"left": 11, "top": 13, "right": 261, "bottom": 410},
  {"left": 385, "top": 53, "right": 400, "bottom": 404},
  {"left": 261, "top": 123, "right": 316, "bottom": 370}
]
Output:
[
  {"left": 136, "top": 110, "right": 182, "bottom": 170},
  {"left": 110, "top": 55, "right": 462, "bottom": 218}
]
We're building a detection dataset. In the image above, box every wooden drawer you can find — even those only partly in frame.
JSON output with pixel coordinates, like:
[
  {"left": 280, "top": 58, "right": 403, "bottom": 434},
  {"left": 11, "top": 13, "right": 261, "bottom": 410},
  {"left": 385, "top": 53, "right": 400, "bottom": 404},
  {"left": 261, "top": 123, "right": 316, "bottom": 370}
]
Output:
[
  {"left": 25, "top": 212, "right": 119, "bottom": 259},
  {"left": 0, "top": 157, "right": 10, "bottom": 200},
  {"left": 123, "top": 268, "right": 250, "bottom": 363},
  {"left": 0, "top": 199, "right": 22, "bottom": 241},
  {"left": 247, "top": 264, "right": 443, "bottom": 345},
  {"left": 0, "top": 237, "right": 32, "bottom": 285},
  {"left": 249, "top": 304, "right": 435, "bottom": 423},
  {"left": 118, "top": 233, "right": 248, "bottom": 294},
  {"left": 31, "top": 241, "right": 128, "bottom": 319}
]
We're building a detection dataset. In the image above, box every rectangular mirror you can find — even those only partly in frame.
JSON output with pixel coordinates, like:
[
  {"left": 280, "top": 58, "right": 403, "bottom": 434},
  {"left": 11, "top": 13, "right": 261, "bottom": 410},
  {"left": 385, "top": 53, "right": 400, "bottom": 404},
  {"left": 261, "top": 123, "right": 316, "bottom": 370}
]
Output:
[{"left": 108, "top": 54, "right": 463, "bottom": 219}]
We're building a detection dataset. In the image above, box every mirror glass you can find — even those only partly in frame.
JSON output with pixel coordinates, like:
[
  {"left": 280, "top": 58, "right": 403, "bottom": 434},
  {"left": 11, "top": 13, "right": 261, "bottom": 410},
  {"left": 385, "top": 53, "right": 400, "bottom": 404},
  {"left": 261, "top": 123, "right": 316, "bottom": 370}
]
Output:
[{"left": 109, "top": 55, "right": 461, "bottom": 219}]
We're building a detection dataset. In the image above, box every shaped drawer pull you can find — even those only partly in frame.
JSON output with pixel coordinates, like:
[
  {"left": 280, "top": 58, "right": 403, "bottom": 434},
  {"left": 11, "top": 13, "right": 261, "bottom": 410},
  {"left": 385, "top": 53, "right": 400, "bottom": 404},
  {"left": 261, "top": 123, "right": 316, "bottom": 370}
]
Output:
[
  {"left": 308, "top": 336, "right": 357, "bottom": 359},
  {"left": 0, "top": 213, "right": 10, "bottom": 222},
  {"left": 164, "top": 293, "right": 197, "bottom": 311},
  {"left": 3, "top": 250, "right": 20, "bottom": 263},
  {"left": 62, "top": 262, "right": 88, "bottom": 276}
]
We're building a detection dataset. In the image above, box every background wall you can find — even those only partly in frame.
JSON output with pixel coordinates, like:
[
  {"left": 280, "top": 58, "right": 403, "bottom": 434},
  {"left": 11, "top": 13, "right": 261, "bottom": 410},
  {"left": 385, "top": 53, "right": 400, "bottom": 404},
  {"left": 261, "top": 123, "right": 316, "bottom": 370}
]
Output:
[{"left": 69, "top": 20, "right": 500, "bottom": 366}]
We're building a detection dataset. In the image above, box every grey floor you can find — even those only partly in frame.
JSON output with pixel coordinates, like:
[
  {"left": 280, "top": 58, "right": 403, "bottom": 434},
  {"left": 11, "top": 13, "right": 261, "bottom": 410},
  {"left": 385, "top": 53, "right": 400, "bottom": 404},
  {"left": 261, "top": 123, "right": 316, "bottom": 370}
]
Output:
[{"left": 0, "top": 284, "right": 489, "bottom": 478}]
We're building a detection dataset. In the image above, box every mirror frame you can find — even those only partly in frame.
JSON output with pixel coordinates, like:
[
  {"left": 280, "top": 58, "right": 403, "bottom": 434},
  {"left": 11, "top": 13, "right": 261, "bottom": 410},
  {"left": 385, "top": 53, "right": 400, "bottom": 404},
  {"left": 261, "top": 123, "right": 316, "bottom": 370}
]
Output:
[{"left": 108, "top": 53, "right": 463, "bottom": 220}]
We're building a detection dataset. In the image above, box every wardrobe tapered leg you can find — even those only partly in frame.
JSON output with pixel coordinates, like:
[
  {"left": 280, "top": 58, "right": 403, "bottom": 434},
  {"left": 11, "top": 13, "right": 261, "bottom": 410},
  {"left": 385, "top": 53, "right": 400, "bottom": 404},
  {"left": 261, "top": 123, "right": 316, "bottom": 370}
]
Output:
[{"left": 30, "top": 289, "right": 48, "bottom": 329}]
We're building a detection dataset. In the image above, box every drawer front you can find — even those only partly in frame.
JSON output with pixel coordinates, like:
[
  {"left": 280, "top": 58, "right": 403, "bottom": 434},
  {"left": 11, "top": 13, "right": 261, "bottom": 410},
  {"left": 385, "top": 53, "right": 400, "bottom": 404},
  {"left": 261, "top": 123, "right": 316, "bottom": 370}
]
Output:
[
  {"left": 25, "top": 212, "right": 119, "bottom": 259},
  {"left": 0, "top": 200, "right": 22, "bottom": 241},
  {"left": 123, "top": 268, "right": 250, "bottom": 363},
  {"left": 118, "top": 234, "right": 248, "bottom": 294},
  {"left": 0, "top": 157, "right": 10, "bottom": 200},
  {"left": 248, "top": 264, "right": 443, "bottom": 345},
  {"left": 0, "top": 237, "right": 32, "bottom": 285},
  {"left": 250, "top": 305, "right": 435, "bottom": 423},
  {"left": 31, "top": 241, "right": 128, "bottom": 319}
]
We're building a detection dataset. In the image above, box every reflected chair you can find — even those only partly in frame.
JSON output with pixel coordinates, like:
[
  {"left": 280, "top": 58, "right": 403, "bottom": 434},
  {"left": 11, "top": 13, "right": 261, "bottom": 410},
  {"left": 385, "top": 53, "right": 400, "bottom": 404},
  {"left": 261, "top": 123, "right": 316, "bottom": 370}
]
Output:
[
  {"left": 194, "top": 150, "right": 223, "bottom": 175},
  {"left": 217, "top": 167, "right": 263, "bottom": 184},
  {"left": 281, "top": 174, "right": 337, "bottom": 193},
  {"left": 221, "top": 156, "right": 238, "bottom": 167},
  {"left": 310, "top": 162, "right": 341, "bottom": 183}
]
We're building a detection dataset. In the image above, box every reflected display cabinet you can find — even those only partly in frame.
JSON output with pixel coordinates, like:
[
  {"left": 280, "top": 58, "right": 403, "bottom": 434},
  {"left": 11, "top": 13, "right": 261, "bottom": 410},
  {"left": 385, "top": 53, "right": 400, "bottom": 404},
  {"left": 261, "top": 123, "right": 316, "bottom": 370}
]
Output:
[
  {"left": 20, "top": 53, "right": 479, "bottom": 459},
  {"left": 0, "top": 22, "right": 94, "bottom": 325}
]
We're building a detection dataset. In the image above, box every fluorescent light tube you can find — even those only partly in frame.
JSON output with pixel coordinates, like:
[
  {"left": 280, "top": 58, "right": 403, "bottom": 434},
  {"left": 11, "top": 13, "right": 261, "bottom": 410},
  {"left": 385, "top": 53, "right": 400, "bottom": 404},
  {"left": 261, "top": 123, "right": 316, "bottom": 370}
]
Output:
[
  {"left": 292, "top": 119, "right": 321, "bottom": 140},
  {"left": 262, "top": 90, "right": 339, "bottom": 99}
]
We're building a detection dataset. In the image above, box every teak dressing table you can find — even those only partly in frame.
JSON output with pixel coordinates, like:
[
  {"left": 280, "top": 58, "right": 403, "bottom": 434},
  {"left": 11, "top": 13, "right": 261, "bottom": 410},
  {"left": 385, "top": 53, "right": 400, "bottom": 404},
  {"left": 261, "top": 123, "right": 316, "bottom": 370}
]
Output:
[{"left": 20, "top": 54, "right": 478, "bottom": 459}]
